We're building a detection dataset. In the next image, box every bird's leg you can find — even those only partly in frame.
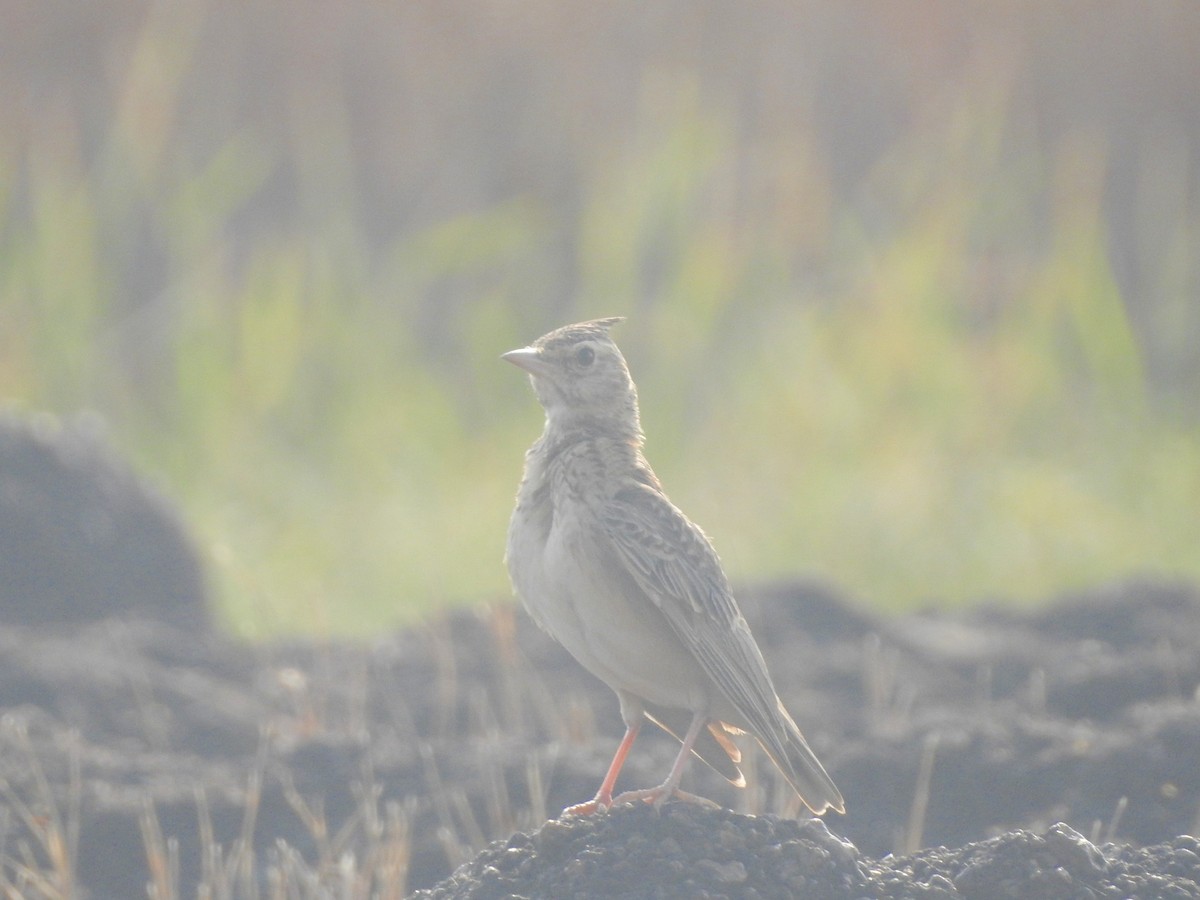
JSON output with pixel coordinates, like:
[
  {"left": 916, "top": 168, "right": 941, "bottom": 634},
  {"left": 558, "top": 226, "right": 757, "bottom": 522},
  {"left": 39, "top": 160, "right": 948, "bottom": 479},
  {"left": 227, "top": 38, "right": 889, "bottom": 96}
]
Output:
[
  {"left": 563, "top": 720, "right": 641, "bottom": 816},
  {"left": 612, "top": 711, "right": 708, "bottom": 811}
]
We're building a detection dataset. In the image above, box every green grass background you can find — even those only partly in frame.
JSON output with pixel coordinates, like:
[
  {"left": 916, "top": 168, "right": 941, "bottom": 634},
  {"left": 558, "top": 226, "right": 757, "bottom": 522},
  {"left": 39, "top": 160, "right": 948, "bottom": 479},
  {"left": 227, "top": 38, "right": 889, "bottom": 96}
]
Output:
[{"left": 2, "top": 4, "right": 1198, "bottom": 635}]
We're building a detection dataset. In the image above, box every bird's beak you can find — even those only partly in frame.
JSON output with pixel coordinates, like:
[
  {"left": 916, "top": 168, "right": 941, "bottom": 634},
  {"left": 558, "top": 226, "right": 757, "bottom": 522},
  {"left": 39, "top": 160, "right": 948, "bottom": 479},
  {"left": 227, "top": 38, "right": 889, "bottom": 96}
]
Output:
[{"left": 502, "top": 346, "right": 552, "bottom": 377}]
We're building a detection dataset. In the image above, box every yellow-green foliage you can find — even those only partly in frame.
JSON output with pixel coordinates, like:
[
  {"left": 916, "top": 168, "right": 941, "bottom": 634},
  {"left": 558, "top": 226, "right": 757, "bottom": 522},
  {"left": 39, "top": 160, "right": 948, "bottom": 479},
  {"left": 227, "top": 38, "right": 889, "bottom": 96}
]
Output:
[{"left": 2, "top": 14, "right": 1198, "bottom": 636}]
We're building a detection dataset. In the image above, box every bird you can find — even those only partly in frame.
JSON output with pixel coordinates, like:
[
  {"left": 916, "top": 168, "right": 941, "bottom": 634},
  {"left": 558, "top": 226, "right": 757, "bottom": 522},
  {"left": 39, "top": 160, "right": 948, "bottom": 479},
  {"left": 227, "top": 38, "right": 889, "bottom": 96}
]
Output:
[{"left": 502, "top": 317, "right": 844, "bottom": 817}]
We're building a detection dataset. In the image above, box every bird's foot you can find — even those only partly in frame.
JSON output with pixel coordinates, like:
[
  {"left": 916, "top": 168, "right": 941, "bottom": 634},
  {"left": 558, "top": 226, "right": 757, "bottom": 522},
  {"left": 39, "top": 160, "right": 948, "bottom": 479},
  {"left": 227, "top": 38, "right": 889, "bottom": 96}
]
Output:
[
  {"left": 668, "top": 788, "right": 721, "bottom": 810},
  {"left": 611, "top": 785, "right": 719, "bottom": 812},
  {"left": 563, "top": 792, "right": 613, "bottom": 816}
]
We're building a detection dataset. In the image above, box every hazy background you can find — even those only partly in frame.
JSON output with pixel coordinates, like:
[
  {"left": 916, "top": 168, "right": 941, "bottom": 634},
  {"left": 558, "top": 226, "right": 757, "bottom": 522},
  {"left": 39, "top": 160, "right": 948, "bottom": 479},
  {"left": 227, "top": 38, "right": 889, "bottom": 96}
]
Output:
[{"left": 2, "top": 1, "right": 1198, "bottom": 635}]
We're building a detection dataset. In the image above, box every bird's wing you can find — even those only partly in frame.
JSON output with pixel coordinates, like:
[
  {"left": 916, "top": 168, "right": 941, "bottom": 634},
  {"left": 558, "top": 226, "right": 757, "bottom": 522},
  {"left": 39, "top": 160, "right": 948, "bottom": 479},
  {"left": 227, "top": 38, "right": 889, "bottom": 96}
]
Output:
[{"left": 599, "top": 480, "right": 787, "bottom": 749}]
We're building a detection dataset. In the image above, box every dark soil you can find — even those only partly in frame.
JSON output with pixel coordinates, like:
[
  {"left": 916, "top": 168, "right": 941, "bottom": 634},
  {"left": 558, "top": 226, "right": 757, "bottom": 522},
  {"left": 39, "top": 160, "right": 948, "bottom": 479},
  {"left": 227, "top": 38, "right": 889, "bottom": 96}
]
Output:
[
  {"left": 414, "top": 804, "right": 1200, "bottom": 899},
  {"left": 1, "top": 579, "right": 1198, "bottom": 897}
]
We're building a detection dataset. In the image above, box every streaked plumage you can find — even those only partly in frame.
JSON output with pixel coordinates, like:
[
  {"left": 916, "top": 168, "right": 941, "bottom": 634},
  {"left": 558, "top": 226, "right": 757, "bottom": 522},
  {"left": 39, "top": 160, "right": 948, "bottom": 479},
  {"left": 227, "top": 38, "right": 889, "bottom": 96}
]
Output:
[{"left": 504, "top": 317, "right": 843, "bottom": 816}]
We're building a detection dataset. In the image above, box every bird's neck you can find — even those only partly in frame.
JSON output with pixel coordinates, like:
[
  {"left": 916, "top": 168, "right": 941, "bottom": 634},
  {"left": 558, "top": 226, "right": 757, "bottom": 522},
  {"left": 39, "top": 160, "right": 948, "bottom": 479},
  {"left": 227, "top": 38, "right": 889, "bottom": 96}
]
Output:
[{"left": 541, "top": 407, "right": 643, "bottom": 447}]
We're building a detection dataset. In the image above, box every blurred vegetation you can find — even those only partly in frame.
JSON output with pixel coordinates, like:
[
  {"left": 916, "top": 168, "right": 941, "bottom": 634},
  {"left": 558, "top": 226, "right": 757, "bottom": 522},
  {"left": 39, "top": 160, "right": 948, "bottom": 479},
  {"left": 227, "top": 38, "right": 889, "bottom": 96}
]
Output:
[{"left": 1, "top": 2, "right": 1198, "bottom": 635}]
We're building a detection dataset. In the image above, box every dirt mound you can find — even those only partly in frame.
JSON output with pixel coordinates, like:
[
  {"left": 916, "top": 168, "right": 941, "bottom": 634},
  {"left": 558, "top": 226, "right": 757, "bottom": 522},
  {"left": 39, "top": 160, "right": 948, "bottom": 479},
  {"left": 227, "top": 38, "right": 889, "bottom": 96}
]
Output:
[
  {"left": 0, "top": 578, "right": 1197, "bottom": 897},
  {"left": 413, "top": 804, "right": 1200, "bottom": 899},
  {"left": 0, "top": 412, "right": 210, "bottom": 628}
]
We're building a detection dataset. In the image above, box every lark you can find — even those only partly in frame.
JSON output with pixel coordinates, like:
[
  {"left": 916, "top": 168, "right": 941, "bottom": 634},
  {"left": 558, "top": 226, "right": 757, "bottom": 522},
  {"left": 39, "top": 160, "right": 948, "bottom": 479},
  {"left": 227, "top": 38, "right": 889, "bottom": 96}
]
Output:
[{"left": 503, "top": 317, "right": 843, "bottom": 816}]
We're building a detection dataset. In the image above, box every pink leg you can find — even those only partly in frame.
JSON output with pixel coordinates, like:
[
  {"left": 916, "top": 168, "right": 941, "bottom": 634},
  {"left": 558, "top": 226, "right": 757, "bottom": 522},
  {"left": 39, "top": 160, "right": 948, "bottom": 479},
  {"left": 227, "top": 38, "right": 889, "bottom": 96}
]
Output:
[
  {"left": 564, "top": 720, "right": 642, "bottom": 816},
  {"left": 611, "top": 711, "right": 709, "bottom": 811}
]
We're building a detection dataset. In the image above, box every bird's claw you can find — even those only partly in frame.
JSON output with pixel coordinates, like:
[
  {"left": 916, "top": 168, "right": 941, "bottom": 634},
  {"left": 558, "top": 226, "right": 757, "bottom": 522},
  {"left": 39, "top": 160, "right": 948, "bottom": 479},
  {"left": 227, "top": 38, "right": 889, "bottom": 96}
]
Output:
[
  {"left": 610, "top": 786, "right": 719, "bottom": 812},
  {"left": 667, "top": 788, "right": 721, "bottom": 810},
  {"left": 563, "top": 795, "right": 612, "bottom": 816}
]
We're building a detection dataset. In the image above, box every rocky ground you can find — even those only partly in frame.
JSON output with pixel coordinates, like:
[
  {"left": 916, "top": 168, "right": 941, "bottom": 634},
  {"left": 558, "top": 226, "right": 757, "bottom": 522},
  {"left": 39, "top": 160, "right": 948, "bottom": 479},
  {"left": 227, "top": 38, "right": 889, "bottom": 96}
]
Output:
[{"left": 415, "top": 804, "right": 1200, "bottom": 899}]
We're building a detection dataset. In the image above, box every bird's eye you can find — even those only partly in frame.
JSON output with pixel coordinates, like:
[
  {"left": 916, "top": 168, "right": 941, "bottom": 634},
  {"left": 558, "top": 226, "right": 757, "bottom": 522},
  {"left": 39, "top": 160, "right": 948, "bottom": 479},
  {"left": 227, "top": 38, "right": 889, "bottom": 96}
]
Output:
[{"left": 576, "top": 345, "right": 595, "bottom": 367}]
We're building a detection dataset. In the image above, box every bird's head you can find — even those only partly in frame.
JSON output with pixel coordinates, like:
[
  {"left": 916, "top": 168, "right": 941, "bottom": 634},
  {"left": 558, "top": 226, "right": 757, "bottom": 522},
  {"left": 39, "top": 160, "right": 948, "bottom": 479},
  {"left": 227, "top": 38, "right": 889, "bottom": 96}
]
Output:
[{"left": 503, "top": 317, "right": 641, "bottom": 437}]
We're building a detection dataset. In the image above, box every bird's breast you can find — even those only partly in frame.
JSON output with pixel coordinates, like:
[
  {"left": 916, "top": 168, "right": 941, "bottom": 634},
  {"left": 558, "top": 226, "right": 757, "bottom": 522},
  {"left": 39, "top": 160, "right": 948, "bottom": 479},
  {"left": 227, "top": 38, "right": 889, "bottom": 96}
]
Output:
[{"left": 507, "top": 471, "right": 712, "bottom": 712}]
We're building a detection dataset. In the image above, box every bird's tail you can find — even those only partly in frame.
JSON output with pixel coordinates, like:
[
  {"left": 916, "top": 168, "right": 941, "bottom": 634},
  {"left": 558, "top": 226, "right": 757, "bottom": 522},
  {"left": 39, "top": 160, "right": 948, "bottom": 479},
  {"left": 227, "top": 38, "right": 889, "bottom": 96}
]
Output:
[{"left": 758, "top": 702, "right": 844, "bottom": 815}]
